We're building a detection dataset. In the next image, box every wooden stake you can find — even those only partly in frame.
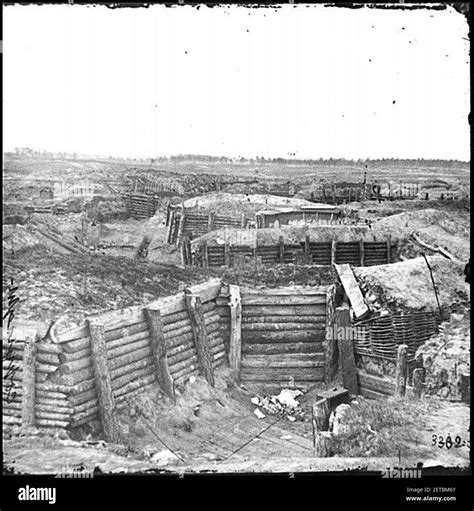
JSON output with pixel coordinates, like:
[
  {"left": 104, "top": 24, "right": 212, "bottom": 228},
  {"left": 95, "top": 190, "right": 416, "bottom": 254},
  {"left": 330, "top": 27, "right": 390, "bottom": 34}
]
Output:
[
  {"left": 360, "top": 240, "right": 365, "bottom": 266},
  {"left": 331, "top": 238, "right": 337, "bottom": 265},
  {"left": 279, "top": 236, "right": 285, "bottom": 263},
  {"left": 184, "top": 291, "right": 214, "bottom": 386},
  {"left": 387, "top": 235, "right": 391, "bottom": 263},
  {"left": 228, "top": 285, "right": 242, "bottom": 381},
  {"left": 208, "top": 211, "right": 216, "bottom": 232},
  {"left": 412, "top": 368, "right": 424, "bottom": 399},
  {"left": 87, "top": 320, "right": 120, "bottom": 442},
  {"left": 176, "top": 208, "right": 185, "bottom": 247},
  {"left": 305, "top": 235, "right": 311, "bottom": 263},
  {"left": 144, "top": 308, "right": 174, "bottom": 400},
  {"left": 21, "top": 339, "right": 37, "bottom": 427},
  {"left": 395, "top": 344, "right": 408, "bottom": 397},
  {"left": 335, "top": 307, "right": 359, "bottom": 395}
]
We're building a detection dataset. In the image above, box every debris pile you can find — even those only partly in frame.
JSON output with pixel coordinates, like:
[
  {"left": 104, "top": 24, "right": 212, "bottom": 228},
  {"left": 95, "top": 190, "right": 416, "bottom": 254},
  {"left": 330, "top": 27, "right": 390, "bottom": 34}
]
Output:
[{"left": 251, "top": 389, "right": 305, "bottom": 421}]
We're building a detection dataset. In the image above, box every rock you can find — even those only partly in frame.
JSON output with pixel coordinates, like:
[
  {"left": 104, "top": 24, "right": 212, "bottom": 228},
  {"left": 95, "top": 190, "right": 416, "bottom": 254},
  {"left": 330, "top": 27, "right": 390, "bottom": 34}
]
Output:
[
  {"left": 332, "top": 403, "right": 352, "bottom": 436},
  {"left": 254, "top": 408, "right": 265, "bottom": 419},
  {"left": 151, "top": 450, "right": 178, "bottom": 466}
]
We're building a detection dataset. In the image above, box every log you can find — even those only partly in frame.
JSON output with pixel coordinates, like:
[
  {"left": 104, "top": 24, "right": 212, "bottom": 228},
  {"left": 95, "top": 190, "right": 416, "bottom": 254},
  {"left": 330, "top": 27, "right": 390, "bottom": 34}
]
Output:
[
  {"left": 357, "top": 372, "right": 395, "bottom": 395},
  {"left": 241, "top": 295, "right": 326, "bottom": 306},
  {"left": 167, "top": 346, "right": 196, "bottom": 367},
  {"left": 412, "top": 368, "right": 424, "bottom": 399},
  {"left": 241, "top": 315, "right": 324, "bottom": 324},
  {"left": 242, "top": 304, "right": 326, "bottom": 316},
  {"left": 241, "top": 322, "right": 321, "bottom": 331},
  {"left": 228, "top": 284, "right": 242, "bottom": 379},
  {"left": 107, "top": 347, "right": 152, "bottom": 372},
  {"left": 107, "top": 337, "right": 150, "bottom": 360},
  {"left": 241, "top": 354, "right": 325, "bottom": 368},
  {"left": 240, "top": 367, "right": 325, "bottom": 381},
  {"left": 242, "top": 330, "right": 325, "bottom": 343},
  {"left": 110, "top": 357, "right": 154, "bottom": 380},
  {"left": 87, "top": 320, "right": 120, "bottom": 443},
  {"left": 112, "top": 366, "right": 155, "bottom": 393},
  {"left": 21, "top": 340, "right": 37, "bottom": 427},
  {"left": 36, "top": 352, "right": 60, "bottom": 365},
  {"left": 168, "top": 356, "right": 199, "bottom": 375},
  {"left": 106, "top": 330, "right": 150, "bottom": 351},
  {"left": 313, "top": 398, "right": 330, "bottom": 431},
  {"left": 335, "top": 307, "right": 359, "bottom": 395},
  {"left": 242, "top": 342, "right": 324, "bottom": 355},
  {"left": 166, "top": 340, "right": 195, "bottom": 358},
  {"left": 394, "top": 344, "right": 408, "bottom": 397},
  {"left": 184, "top": 291, "right": 214, "bottom": 386}
]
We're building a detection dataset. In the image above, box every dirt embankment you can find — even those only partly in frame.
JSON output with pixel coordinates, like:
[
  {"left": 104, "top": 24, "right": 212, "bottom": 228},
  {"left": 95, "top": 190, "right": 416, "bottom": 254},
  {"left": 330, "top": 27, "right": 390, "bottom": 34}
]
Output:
[
  {"left": 354, "top": 256, "right": 469, "bottom": 314},
  {"left": 416, "top": 312, "right": 470, "bottom": 401},
  {"left": 2, "top": 246, "right": 208, "bottom": 329}
]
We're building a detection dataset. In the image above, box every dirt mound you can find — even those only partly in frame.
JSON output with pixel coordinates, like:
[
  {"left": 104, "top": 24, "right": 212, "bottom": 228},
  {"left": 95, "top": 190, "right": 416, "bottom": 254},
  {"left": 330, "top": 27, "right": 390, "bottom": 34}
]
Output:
[
  {"left": 192, "top": 225, "right": 386, "bottom": 247},
  {"left": 416, "top": 311, "right": 470, "bottom": 401},
  {"left": 372, "top": 209, "right": 470, "bottom": 261},
  {"left": 183, "top": 192, "right": 314, "bottom": 216},
  {"left": 2, "top": 248, "right": 207, "bottom": 328},
  {"left": 354, "top": 256, "right": 469, "bottom": 313}
]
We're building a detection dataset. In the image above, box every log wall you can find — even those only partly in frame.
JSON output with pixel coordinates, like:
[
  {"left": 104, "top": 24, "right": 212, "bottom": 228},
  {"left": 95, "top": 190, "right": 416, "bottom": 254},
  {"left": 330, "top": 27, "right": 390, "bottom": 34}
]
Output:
[
  {"left": 217, "top": 285, "right": 329, "bottom": 389},
  {"left": 193, "top": 240, "right": 398, "bottom": 268},
  {"left": 2, "top": 279, "right": 226, "bottom": 431}
]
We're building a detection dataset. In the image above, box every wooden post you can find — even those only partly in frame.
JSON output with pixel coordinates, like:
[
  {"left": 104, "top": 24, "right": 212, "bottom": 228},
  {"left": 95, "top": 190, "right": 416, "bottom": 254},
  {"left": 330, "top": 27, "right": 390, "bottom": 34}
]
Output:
[
  {"left": 228, "top": 285, "right": 242, "bottom": 381},
  {"left": 305, "top": 235, "right": 311, "bottom": 263},
  {"left": 312, "top": 398, "right": 332, "bottom": 456},
  {"left": 224, "top": 242, "right": 231, "bottom": 267},
  {"left": 241, "top": 212, "right": 246, "bottom": 228},
  {"left": 388, "top": 182, "right": 392, "bottom": 200},
  {"left": 208, "top": 211, "right": 216, "bottom": 232},
  {"left": 202, "top": 241, "right": 209, "bottom": 269},
  {"left": 360, "top": 240, "right": 365, "bottom": 266},
  {"left": 185, "top": 237, "right": 192, "bottom": 266},
  {"left": 180, "top": 239, "right": 187, "bottom": 266},
  {"left": 176, "top": 208, "right": 185, "bottom": 247},
  {"left": 412, "top": 368, "right": 424, "bottom": 399},
  {"left": 386, "top": 235, "right": 391, "bottom": 263},
  {"left": 184, "top": 291, "right": 215, "bottom": 386},
  {"left": 145, "top": 308, "right": 174, "bottom": 400},
  {"left": 87, "top": 320, "right": 120, "bottom": 442},
  {"left": 331, "top": 238, "right": 337, "bottom": 265},
  {"left": 395, "top": 344, "right": 408, "bottom": 397},
  {"left": 278, "top": 236, "right": 285, "bottom": 263},
  {"left": 335, "top": 307, "right": 359, "bottom": 394},
  {"left": 332, "top": 185, "right": 336, "bottom": 204},
  {"left": 21, "top": 338, "right": 37, "bottom": 427},
  {"left": 348, "top": 187, "right": 352, "bottom": 202},
  {"left": 254, "top": 235, "right": 258, "bottom": 268}
]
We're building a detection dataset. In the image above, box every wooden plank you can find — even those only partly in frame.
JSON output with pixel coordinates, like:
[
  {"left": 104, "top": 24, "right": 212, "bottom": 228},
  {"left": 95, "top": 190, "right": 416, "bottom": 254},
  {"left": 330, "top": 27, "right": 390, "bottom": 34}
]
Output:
[
  {"left": 241, "top": 295, "right": 327, "bottom": 306},
  {"left": 144, "top": 308, "right": 174, "bottom": 399},
  {"left": 241, "top": 354, "right": 325, "bottom": 368},
  {"left": 228, "top": 284, "right": 242, "bottom": 379},
  {"left": 242, "top": 342, "right": 324, "bottom": 355},
  {"left": 334, "top": 263, "right": 369, "bottom": 320},
  {"left": 395, "top": 344, "right": 408, "bottom": 396},
  {"left": 242, "top": 304, "right": 326, "bottom": 316},
  {"left": 240, "top": 368, "right": 325, "bottom": 381},
  {"left": 239, "top": 286, "right": 328, "bottom": 296},
  {"left": 357, "top": 372, "right": 395, "bottom": 395},
  {"left": 335, "top": 307, "right": 358, "bottom": 395},
  {"left": 242, "top": 321, "right": 322, "bottom": 331},
  {"left": 21, "top": 340, "right": 37, "bottom": 427},
  {"left": 184, "top": 291, "right": 214, "bottom": 387},
  {"left": 87, "top": 320, "right": 120, "bottom": 442},
  {"left": 242, "top": 329, "right": 325, "bottom": 343}
]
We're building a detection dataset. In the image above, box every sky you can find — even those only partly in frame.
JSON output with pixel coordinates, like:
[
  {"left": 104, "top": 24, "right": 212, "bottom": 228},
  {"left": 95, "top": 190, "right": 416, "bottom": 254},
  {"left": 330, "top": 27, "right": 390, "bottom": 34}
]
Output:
[{"left": 3, "top": 4, "right": 470, "bottom": 161}]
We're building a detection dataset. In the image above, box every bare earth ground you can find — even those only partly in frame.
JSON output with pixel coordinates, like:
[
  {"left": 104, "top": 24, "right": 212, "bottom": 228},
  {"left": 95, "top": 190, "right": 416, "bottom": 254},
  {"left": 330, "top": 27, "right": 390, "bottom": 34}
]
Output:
[{"left": 3, "top": 370, "right": 470, "bottom": 474}]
